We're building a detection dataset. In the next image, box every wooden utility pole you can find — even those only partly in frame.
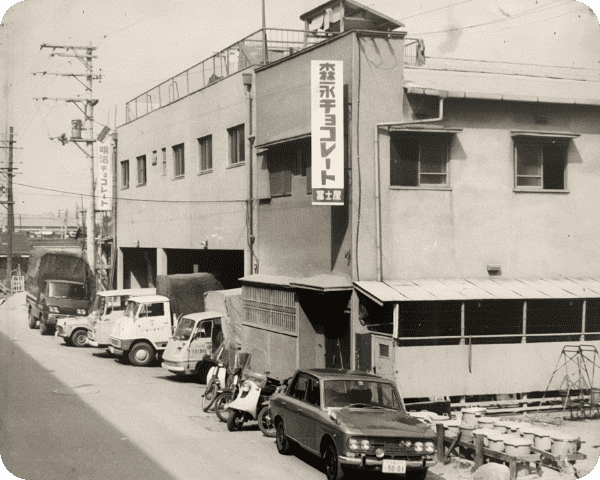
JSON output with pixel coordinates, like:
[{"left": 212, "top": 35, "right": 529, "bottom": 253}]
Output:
[
  {"left": 37, "top": 43, "right": 100, "bottom": 290},
  {"left": 0, "top": 127, "right": 16, "bottom": 292}
]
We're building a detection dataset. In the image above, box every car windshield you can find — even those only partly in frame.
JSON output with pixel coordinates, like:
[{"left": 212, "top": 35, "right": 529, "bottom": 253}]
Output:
[
  {"left": 323, "top": 379, "right": 403, "bottom": 410},
  {"left": 48, "top": 282, "right": 86, "bottom": 300},
  {"left": 124, "top": 301, "right": 139, "bottom": 317},
  {"left": 92, "top": 295, "right": 106, "bottom": 314},
  {"left": 172, "top": 318, "right": 196, "bottom": 341}
]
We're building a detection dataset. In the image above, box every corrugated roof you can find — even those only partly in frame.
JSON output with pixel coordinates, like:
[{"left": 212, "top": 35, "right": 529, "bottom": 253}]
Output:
[
  {"left": 354, "top": 278, "right": 600, "bottom": 304},
  {"left": 404, "top": 60, "right": 600, "bottom": 105}
]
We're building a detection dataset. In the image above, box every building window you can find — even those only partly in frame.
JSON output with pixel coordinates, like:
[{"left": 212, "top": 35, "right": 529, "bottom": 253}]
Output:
[
  {"left": 242, "top": 285, "right": 297, "bottom": 335},
  {"left": 228, "top": 125, "right": 245, "bottom": 165},
  {"left": 161, "top": 148, "right": 166, "bottom": 175},
  {"left": 267, "top": 138, "right": 310, "bottom": 197},
  {"left": 390, "top": 132, "right": 450, "bottom": 187},
  {"left": 121, "top": 160, "right": 129, "bottom": 188},
  {"left": 513, "top": 136, "right": 571, "bottom": 190},
  {"left": 137, "top": 155, "right": 147, "bottom": 186},
  {"left": 198, "top": 135, "right": 212, "bottom": 172},
  {"left": 173, "top": 143, "right": 185, "bottom": 177},
  {"left": 151, "top": 150, "right": 157, "bottom": 166}
]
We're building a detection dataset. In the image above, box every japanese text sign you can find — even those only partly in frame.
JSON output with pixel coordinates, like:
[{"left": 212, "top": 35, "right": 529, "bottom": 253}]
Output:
[
  {"left": 95, "top": 140, "right": 112, "bottom": 212},
  {"left": 311, "top": 60, "right": 344, "bottom": 206}
]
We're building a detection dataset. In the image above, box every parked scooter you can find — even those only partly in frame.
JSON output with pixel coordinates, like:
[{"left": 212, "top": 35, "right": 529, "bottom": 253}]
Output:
[
  {"left": 213, "top": 348, "right": 250, "bottom": 422},
  {"left": 201, "top": 340, "right": 228, "bottom": 411},
  {"left": 257, "top": 377, "right": 290, "bottom": 437},
  {"left": 226, "top": 348, "right": 281, "bottom": 432}
]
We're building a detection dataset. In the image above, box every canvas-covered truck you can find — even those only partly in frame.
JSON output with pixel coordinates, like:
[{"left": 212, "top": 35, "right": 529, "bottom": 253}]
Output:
[
  {"left": 108, "top": 273, "right": 223, "bottom": 366},
  {"left": 161, "top": 288, "right": 295, "bottom": 382},
  {"left": 26, "top": 248, "right": 94, "bottom": 336},
  {"left": 162, "top": 288, "right": 243, "bottom": 378}
]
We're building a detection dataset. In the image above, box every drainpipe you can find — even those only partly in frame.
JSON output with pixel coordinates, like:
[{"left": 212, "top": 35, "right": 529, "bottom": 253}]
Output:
[
  {"left": 242, "top": 72, "right": 254, "bottom": 275},
  {"left": 374, "top": 97, "right": 445, "bottom": 282}
]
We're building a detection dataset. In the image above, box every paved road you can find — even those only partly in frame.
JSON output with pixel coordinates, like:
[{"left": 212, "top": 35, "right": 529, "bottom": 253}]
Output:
[{"left": 0, "top": 294, "right": 328, "bottom": 480}]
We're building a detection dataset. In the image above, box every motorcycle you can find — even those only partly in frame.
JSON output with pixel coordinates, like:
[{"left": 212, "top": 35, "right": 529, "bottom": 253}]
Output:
[
  {"left": 201, "top": 339, "right": 229, "bottom": 411},
  {"left": 213, "top": 348, "right": 250, "bottom": 423},
  {"left": 226, "top": 347, "right": 281, "bottom": 432},
  {"left": 257, "top": 378, "right": 290, "bottom": 437}
]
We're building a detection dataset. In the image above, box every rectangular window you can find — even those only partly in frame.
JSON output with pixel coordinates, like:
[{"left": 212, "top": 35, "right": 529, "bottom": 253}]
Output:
[
  {"left": 173, "top": 143, "right": 185, "bottom": 177},
  {"left": 514, "top": 138, "right": 568, "bottom": 190},
  {"left": 198, "top": 135, "right": 212, "bottom": 172},
  {"left": 228, "top": 125, "right": 245, "bottom": 165},
  {"left": 242, "top": 285, "right": 297, "bottom": 335},
  {"left": 121, "top": 160, "right": 129, "bottom": 188},
  {"left": 151, "top": 150, "right": 157, "bottom": 166},
  {"left": 161, "top": 148, "right": 166, "bottom": 175},
  {"left": 137, "top": 155, "right": 146, "bottom": 185},
  {"left": 390, "top": 132, "right": 450, "bottom": 187}
]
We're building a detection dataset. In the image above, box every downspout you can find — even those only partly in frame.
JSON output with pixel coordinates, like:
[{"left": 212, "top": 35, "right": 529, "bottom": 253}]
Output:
[{"left": 374, "top": 96, "right": 445, "bottom": 282}]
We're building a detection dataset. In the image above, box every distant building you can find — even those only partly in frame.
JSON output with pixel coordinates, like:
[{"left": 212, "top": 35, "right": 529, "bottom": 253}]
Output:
[{"left": 1, "top": 213, "right": 79, "bottom": 239}]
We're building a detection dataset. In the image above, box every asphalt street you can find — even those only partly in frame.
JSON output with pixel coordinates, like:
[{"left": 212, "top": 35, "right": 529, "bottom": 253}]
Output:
[{"left": 0, "top": 294, "right": 329, "bottom": 480}]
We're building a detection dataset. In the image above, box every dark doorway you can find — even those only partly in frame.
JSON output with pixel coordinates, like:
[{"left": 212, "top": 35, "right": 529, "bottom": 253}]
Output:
[{"left": 165, "top": 249, "right": 244, "bottom": 289}]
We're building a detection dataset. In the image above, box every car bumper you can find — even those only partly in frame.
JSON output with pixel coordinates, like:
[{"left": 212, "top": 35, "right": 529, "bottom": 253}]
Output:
[
  {"left": 161, "top": 361, "right": 192, "bottom": 375},
  {"left": 108, "top": 345, "right": 124, "bottom": 356},
  {"left": 339, "top": 456, "right": 436, "bottom": 469},
  {"left": 87, "top": 339, "right": 108, "bottom": 347}
]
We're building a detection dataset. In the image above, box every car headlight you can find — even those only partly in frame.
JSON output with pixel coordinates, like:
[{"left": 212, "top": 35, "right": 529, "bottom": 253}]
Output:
[
  {"left": 76, "top": 309, "right": 87, "bottom": 315},
  {"left": 241, "top": 381, "right": 251, "bottom": 392},
  {"left": 425, "top": 442, "right": 435, "bottom": 454},
  {"left": 360, "top": 439, "right": 371, "bottom": 451},
  {"left": 376, "top": 448, "right": 385, "bottom": 459},
  {"left": 348, "top": 438, "right": 360, "bottom": 451},
  {"left": 48, "top": 306, "right": 60, "bottom": 313},
  {"left": 414, "top": 442, "right": 424, "bottom": 453}
]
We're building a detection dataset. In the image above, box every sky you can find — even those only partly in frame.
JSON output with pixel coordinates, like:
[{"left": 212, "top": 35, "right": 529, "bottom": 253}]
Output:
[{"left": 0, "top": 0, "right": 599, "bottom": 223}]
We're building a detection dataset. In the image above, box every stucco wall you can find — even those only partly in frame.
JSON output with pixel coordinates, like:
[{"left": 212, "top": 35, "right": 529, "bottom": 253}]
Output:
[
  {"left": 377, "top": 99, "right": 600, "bottom": 280},
  {"left": 116, "top": 69, "right": 253, "bottom": 252}
]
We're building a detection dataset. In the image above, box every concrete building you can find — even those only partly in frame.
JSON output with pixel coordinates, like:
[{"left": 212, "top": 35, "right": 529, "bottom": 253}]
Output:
[{"left": 117, "top": 0, "right": 600, "bottom": 400}]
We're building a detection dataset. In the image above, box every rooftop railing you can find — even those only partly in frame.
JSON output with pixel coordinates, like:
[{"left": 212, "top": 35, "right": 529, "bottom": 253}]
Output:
[{"left": 125, "top": 29, "right": 424, "bottom": 123}]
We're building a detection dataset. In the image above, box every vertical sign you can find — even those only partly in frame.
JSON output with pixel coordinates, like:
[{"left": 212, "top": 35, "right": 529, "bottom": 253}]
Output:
[
  {"left": 95, "top": 140, "right": 112, "bottom": 211},
  {"left": 311, "top": 60, "right": 344, "bottom": 206}
]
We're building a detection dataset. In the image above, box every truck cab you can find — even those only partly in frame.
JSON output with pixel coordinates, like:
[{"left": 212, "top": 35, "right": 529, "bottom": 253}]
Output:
[
  {"left": 108, "top": 295, "right": 173, "bottom": 367},
  {"left": 36, "top": 279, "right": 89, "bottom": 335},
  {"left": 87, "top": 288, "right": 156, "bottom": 349},
  {"left": 162, "top": 311, "right": 224, "bottom": 377}
]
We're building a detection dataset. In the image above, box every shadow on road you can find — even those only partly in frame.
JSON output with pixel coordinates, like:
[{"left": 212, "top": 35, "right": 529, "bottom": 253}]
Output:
[{"left": 0, "top": 332, "right": 178, "bottom": 480}]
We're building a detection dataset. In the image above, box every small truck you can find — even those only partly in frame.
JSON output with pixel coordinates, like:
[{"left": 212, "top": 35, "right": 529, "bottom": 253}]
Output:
[
  {"left": 55, "top": 287, "right": 156, "bottom": 348},
  {"left": 86, "top": 288, "right": 156, "bottom": 349},
  {"left": 26, "top": 248, "right": 94, "bottom": 336},
  {"left": 108, "top": 273, "right": 223, "bottom": 366}
]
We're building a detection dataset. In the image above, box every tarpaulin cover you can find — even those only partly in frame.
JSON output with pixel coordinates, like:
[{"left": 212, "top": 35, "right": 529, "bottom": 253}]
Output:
[
  {"left": 204, "top": 288, "right": 243, "bottom": 348},
  {"left": 26, "top": 247, "right": 95, "bottom": 301},
  {"left": 156, "top": 273, "right": 223, "bottom": 318}
]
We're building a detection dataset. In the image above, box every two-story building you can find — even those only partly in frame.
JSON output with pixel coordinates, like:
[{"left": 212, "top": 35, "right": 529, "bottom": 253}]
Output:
[{"left": 117, "top": 0, "right": 600, "bottom": 400}]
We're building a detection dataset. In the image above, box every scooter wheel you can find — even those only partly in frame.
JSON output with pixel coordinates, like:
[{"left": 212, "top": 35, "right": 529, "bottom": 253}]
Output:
[
  {"left": 258, "top": 406, "right": 276, "bottom": 437},
  {"left": 227, "top": 410, "right": 245, "bottom": 432},
  {"left": 202, "top": 383, "right": 219, "bottom": 412},
  {"left": 214, "top": 392, "right": 233, "bottom": 423}
]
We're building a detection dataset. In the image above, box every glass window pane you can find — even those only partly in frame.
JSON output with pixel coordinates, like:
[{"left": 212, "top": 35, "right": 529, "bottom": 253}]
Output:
[
  {"left": 543, "top": 144, "right": 566, "bottom": 190},
  {"left": 516, "top": 144, "right": 540, "bottom": 176},
  {"left": 517, "top": 176, "right": 542, "bottom": 187},
  {"left": 420, "top": 174, "right": 446, "bottom": 184},
  {"left": 420, "top": 140, "right": 446, "bottom": 174}
]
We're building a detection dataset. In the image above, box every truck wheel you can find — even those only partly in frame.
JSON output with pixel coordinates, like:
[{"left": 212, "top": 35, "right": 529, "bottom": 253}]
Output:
[
  {"left": 71, "top": 330, "right": 87, "bottom": 348},
  {"left": 28, "top": 312, "right": 38, "bottom": 329},
  {"left": 226, "top": 410, "right": 245, "bottom": 432},
  {"left": 128, "top": 342, "right": 155, "bottom": 367},
  {"left": 40, "top": 322, "right": 48, "bottom": 336}
]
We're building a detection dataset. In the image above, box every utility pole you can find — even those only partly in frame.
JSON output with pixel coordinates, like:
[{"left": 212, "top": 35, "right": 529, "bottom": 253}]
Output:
[
  {"left": 0, "top": 127, "right": 16, "bottom": 292},
  {"left": 37, "top": 43, "right": 100, "bottom": 289}
]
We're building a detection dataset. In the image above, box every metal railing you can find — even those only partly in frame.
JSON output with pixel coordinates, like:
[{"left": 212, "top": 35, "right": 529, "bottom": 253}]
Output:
[{"left": 126, "top": 29, "right": 426, "bottom": 123}]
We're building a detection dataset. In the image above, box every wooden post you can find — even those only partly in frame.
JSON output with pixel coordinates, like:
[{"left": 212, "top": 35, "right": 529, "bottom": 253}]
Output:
[
  {"left": 474, "top": 434, "right": 484, "bottom": 470},
  {"left": 509, "top": 458, "right": 517, "bottom": 480},
  {"left": 522, "top": 301, "right": 527, "bottom": 344},
  {"left": 460, "top": 302, "right": 465, "bottom": 345},
  {"left": 581, "top": 300, "right": 587, "bottom": 341},
  {"left": 436, "top": 424, "right": 445, "bottom": 462}
]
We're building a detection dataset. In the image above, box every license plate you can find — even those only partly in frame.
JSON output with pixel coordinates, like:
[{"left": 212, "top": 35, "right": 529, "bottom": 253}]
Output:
[
  {"left": 109, "top": 346, "right": 123, "bottom": 356},
  {"left": 382, "top": 460, "right": 406, "bottom": 474}
]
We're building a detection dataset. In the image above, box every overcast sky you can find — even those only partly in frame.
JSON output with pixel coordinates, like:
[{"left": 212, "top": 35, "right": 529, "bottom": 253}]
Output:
[{"left": 1, "top": 0, "right": 599, "bottom": 221}]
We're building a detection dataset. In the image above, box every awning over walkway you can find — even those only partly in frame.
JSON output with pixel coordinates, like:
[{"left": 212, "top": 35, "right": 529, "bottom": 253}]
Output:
[
  {"left": 354, "top": 278, "right": 600, "bottom": 305},
  {"left": 290, "top": 274, "right": 353, "bottom": 292}
]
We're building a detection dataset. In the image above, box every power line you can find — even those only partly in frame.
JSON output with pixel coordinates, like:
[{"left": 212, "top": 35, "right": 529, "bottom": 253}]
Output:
[
  {"left": 399, "top": 0, "right": 476, "bottom": 21},
  {"left": 14, "top": 181, "right": 246, "bottom": 204}
]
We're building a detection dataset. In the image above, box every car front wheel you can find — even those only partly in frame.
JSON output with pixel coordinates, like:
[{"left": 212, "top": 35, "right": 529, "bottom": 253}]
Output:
[
  {"left": 275, "top": 420, "right": 292, "bottom": 455},
  {"left": 323, "top": 442, "right": 344, "bottom": 480},
  {"left": 71, "top": 330, "right": 87, "bottom": 348}
]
